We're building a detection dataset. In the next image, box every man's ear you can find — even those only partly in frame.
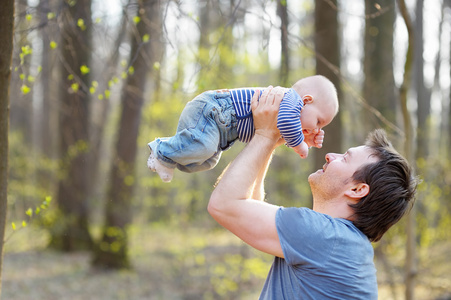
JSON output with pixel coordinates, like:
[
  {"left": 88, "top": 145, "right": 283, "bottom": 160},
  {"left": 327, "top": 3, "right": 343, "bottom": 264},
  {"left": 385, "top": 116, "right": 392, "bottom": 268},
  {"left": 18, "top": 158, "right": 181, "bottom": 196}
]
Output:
[
  {"left": 344, "top": 183, "right": 370, "bottom": 199},
  {"left": 302, "top": 94, "right": 313, "bottom": 104}
]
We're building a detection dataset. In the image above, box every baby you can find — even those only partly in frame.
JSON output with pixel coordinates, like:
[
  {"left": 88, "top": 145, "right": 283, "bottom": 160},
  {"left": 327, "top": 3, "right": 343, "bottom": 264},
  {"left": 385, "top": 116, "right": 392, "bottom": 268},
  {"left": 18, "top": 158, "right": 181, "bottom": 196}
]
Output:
[{"left": 147, "top": 75, "right": 339, "bottom": 182}]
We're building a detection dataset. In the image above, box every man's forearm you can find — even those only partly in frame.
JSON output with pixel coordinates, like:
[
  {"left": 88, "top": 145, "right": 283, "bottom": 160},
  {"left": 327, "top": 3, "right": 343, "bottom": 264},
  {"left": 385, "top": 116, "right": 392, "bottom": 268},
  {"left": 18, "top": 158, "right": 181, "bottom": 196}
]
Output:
[
  {"left": 250, "top": 145, "right": 276, "bottom": 201},
  {"left": 210, "top": 134, "right": 277, "bottom": 208}
]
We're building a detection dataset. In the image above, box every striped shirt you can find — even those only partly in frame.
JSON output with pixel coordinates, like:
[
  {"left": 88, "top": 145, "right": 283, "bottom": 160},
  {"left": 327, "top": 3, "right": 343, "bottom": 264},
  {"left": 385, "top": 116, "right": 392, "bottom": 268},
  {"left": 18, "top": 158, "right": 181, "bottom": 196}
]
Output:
[{"left": 229, "top": 88, "right": 304, "bottom": 147}]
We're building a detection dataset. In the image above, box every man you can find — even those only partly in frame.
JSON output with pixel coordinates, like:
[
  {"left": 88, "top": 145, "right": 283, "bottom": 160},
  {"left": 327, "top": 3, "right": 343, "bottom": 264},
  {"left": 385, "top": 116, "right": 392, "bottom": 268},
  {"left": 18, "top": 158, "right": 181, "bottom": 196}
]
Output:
[{"left": 208, "top": 86, "right": 417, "bottom": 299}]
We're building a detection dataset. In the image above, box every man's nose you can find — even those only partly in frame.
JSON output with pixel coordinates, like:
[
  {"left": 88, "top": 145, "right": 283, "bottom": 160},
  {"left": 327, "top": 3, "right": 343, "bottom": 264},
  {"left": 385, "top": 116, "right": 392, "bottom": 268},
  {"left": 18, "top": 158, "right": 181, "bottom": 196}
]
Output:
[{"left": 325, "top": 153, "right": 337, "bottom": 162}]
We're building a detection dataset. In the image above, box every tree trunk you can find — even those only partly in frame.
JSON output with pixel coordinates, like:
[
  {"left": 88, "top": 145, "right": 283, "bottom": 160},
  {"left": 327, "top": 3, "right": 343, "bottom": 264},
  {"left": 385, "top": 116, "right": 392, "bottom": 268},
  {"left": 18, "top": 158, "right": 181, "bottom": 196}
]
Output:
[
  {"left": 397, "top": 0, "right": 417, "bottom": 299},
  {"left": 86, "top": 2, "right": 129, "bottom": 208},
  {"left": 38, "top": 0, "right": 58, "bottom": 160},
  {"left": 35, "top": 0, "right": 58, "bottom": 196},
  {"left": 277, "top": 0, "right": 289, "bottom": 86},
  {"left": 449, "top": 0, "right": 451, "bottom": 161},
  {"left": 9, "top": 0, "right": 33, "bottom": 143},
  {"left": 413, "top": 0, "right": 430, "bottom": 160},
  {"left": 196, "top": 0, "right": 214, "bottom": 91},
  {"left": 92, "top": 0, "right": 161, "bottom": 269},
  {"left": 0, "top": 0, "right": 15, "bottom": 295},
  {"left": 51, "top": 0, "right": 93, "bottom": 251},
  {"left": 314, "top": 0, "right": 342, "bottom": 169},
  {"left": 363, "top": 0, "right": 397, "bottom": 131}
]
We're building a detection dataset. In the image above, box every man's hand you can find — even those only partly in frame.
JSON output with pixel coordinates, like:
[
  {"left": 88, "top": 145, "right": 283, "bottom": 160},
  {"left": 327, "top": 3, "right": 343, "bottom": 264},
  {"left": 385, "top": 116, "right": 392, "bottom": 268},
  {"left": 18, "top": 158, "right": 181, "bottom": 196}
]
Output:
[
  {"left": 251, "top": 86, "right": 287, "bottom": 143},
  {"left": 303, "top": 129, "right": 325, "bottom": 149}
]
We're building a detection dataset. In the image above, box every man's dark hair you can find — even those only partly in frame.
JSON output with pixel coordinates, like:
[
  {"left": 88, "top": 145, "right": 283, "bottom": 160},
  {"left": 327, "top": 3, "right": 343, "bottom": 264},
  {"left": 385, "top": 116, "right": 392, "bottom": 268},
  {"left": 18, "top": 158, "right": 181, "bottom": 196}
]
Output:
[{"left": 349, "top": 129, "right": 418, "bottom": 242}]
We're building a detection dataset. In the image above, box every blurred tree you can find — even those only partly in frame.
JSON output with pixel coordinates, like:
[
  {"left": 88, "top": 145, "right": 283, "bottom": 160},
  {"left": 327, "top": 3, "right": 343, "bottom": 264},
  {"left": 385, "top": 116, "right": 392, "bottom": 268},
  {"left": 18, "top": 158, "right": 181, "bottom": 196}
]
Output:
[
  {"left": 313, "top": 0, "right": 342, "bottom": 169},
  {"left": 9, "top": 0, "right": 33, "bottom": 144},
  {"left": 0, "top": 0, "right": 15, "bottom": 295},
  {"left": 37, "top": 0, "right": 57, "bottom": 159},
  {"left": 36, "top": 0, "right": 59, "bottom": 195},
  {"left": 363, "top": 0, "right": 397, "bottom": 131},
  {"left": 413, "top": 0, "right": 430, "bottom": 160},
  {"left": 277, "top": 0, "right": 289, "bottom": 86},
  {"left": 92, "top": 0, "right": 162, "bottom": 269},
  {"left": 196, "top": 0, "right": 237, "bottom": 89},
  {"left": 86, "top": 2, "right": 129, "bottom": 206},
  {"left": 196, "top": 0, "right": 215, "bottom": 91},
  {"left": 363, "top": 3, "right": 398, "bottom": 297},
  {"left": 397, "top": 0, "right": 417, "bottom": 299},
  {"left": 436, "top": 2, "right": 446, "bottom": 157},
  {"left": 51, "top": 0, "right": 93, "bottom": 251},
  {"left": 448, "top": 0, "right": 451, "bottom": 161}
]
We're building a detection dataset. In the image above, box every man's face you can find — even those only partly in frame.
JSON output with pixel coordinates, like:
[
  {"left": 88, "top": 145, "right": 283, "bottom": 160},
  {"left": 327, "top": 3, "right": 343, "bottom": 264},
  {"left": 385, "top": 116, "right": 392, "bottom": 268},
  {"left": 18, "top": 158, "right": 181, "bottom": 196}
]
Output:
[{"left": 308, "top": 145, "right": 378, "bottom": 199}]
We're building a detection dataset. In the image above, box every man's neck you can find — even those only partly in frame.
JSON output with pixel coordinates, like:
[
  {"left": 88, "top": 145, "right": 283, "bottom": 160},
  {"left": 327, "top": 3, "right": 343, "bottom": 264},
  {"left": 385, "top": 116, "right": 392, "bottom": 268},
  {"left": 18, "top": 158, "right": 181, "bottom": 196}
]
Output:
[{"left": 313, "top": 198, "right": 355, "bottom": 220}]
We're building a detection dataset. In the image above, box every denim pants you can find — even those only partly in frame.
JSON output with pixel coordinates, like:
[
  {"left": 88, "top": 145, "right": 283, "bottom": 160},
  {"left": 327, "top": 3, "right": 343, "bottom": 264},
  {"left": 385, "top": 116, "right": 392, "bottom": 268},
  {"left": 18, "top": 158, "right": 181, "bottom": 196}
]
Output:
[{"left": 148, "top": 90, "right": 238, "bottom": 173}]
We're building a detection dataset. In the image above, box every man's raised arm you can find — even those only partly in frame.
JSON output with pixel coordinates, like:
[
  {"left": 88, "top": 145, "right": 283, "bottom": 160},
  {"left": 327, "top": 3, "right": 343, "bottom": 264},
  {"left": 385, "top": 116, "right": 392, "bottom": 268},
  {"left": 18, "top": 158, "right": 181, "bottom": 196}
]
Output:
[{"left": 208, "top": 86, "right": 286, "bottom": 258}]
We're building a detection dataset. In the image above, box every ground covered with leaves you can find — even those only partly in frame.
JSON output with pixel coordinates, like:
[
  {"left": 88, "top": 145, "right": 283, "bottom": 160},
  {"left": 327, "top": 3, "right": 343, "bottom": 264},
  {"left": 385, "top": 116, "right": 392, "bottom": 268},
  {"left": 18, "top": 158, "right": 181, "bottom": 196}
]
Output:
[{"left": 2, "top": 225, "right": 450, "bottom": 300}]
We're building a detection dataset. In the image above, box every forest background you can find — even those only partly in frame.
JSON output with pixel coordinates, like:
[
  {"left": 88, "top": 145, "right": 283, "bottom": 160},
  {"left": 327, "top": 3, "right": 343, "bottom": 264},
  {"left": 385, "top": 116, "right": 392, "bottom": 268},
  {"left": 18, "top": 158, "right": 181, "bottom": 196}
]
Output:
[{"left": 0, "top": 0, "right": 450, "bottom": 299}]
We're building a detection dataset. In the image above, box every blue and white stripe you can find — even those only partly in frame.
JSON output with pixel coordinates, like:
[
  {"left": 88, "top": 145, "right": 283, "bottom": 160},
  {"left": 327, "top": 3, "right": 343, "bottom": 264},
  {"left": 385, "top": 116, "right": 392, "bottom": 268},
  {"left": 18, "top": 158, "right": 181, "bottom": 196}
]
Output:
[
  {"left": 229, "top": 87, "right": 304, "bottom": 147},
  {"left": 230, "top": 88, "right": 259, "bottom": 143},
  {"left": 277, "top": 88, "right": 304, "bottom": 147}
]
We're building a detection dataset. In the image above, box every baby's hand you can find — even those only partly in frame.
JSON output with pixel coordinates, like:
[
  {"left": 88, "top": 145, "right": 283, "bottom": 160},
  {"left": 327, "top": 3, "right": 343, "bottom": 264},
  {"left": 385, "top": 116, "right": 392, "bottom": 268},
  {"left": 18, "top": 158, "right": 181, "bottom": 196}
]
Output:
[
  {"left": 303, "top": 129, "right": 325, "bottom": 149},
  {"left": 293, "top": 141, "right": 309, "bottom": 158}
]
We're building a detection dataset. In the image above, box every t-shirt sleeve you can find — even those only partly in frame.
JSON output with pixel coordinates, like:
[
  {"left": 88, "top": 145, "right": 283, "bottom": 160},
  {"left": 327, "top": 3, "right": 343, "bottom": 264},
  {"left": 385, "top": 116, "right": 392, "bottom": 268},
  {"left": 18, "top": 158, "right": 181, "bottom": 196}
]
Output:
[
  {"left": 276, "top": 207, "right": 337, "bottom": 266},
  {"left": 277, "top": 88, "right": 304, "bottom": 148}
]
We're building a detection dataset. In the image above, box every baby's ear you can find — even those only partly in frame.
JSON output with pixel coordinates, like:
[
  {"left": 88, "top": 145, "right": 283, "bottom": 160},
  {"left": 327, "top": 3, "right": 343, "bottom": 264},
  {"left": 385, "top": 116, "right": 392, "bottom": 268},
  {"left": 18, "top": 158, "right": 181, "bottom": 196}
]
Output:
[{"left": 302, "top": 94, "right": 313, "bottom": 104}]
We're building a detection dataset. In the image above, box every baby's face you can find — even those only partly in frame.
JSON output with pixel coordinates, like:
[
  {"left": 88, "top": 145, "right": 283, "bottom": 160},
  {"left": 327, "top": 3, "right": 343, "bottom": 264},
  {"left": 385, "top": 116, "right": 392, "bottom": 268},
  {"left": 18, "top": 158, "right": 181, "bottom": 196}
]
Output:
[{"left": 300, "top": 98, "right": 336, "bottom": 135}]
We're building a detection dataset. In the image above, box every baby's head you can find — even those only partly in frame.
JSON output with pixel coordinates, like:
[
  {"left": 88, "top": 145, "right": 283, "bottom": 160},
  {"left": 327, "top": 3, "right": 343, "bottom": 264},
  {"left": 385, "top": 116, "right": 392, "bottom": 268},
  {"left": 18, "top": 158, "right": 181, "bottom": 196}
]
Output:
[{"left": 292, "top": 75, "right": 339, "bottom": 135}]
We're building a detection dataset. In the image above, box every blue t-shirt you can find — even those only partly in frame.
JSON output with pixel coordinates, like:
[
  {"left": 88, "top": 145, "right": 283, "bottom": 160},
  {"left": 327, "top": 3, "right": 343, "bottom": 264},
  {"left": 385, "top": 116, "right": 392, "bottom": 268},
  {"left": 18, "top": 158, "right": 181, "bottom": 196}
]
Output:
[{"left": 259, "top": 207, "right": 378, "bottom": 300}]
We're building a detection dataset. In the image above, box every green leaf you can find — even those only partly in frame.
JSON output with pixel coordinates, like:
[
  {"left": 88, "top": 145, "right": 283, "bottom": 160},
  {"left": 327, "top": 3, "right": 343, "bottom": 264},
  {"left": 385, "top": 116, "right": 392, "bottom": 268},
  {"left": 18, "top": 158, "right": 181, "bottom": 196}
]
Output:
[
  {"left": 26, "top": 14, "right": 32, "bottom": 21},
  {"left": 26, "top": 208, "right": 33, "bottom": 217},
  {"left": 21, "top": 85, "right": 31, "bottom": 95},
  {"left": 89, "top": 87, "right": 96, "bottom": 94},
  {"left": 80, "top": 65, "right": 90, "bottom": 75},
  {"left": 128, "top": 66, "right": 135, "bottom": 75},
  {"left": 11, "top": 222, "right": 16, "bottom": 230},
  {"left": 22, "top": 221, "right": 27, "bottom": 227},
  {"left": 50, "top": 41, "right": 57, "bottom": 49},
  {"left": 21, "top": 45, "right": 32, "bottom": 55},
  {"left": 153, "top": 62, "right": 160, "bottom": 70},
  {"left": 142, "top": 34, "right": 150, "bottom": 43},
  {"left": 71, "top": 83, "right": 79, "bottom": 92},
  {"left": 133, "top": 16, "right": 141, "bottom": 24},
  {"left": 124, "top": 175, "right": 134, "bottom": 186},
  {"left": 47, "top": 12, "right": 55, "bottom": 20},
  {"left": 35, "top": 207, "right": 41, "bottom": 215},
  {"left": 77, "top": 18, "right": 86, "bottom": 31},
  {"left": 27, "top": 75, "right": 35, "bottom": 83}
]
